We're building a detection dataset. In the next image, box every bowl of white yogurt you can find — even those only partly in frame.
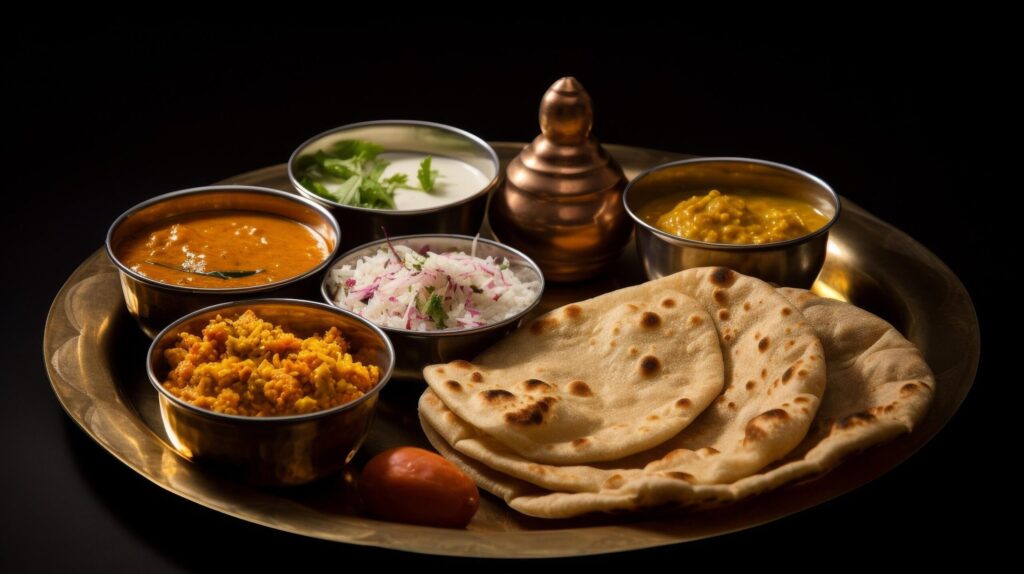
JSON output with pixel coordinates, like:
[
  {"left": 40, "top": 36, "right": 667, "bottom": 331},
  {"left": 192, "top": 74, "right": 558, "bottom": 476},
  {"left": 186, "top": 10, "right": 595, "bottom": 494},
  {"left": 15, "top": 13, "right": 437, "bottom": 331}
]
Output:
[{"left": 288, "top": 120, "right": 500, "bottom": 250}]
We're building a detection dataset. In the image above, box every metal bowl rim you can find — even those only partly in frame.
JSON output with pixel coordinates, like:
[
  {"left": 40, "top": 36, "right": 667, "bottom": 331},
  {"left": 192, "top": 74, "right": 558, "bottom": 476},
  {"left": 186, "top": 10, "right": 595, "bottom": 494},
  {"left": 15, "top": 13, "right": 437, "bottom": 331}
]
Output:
[
  {"left": 623, "top": 156, "right": 843, "bottom": 251},
  {"left": 105, "top": 185, "right": 342, "bottom": 294},
  {"left": 287, "top": 119, "right": 501, "bottom": 216},
  {"left": 146, "top": 298, "right": 396, "bottom": 423},
  {"left": 320, "top": 233, "right": 546, "bottom": 337}
]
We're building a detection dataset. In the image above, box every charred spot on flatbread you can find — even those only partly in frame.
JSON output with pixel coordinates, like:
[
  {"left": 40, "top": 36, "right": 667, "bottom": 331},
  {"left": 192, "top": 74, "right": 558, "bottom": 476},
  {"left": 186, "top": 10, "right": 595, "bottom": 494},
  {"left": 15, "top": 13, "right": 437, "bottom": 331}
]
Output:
[
  {"left": 639, "top": 355, "right": 662, "bottom": 377},
  {"left": 504, "top": 396, "right": 557, "bottom": 426},
  {"left": 522, "top": 379, "right": 552, "bottom": 392},
  {"left": 480, "top": 389, "right": 515, "bottom": 403},
  {"left": 568, "top": 380, "right": 593, "bottom": 397},
  {"left": 709, "top": 267, "right": 737, "bottom": 287},
  {"left": 640, "top": 311, "right": 662, "bottom": 329},
  {"left": 743, "top": 409, "right": 790, "bottom": 446}
]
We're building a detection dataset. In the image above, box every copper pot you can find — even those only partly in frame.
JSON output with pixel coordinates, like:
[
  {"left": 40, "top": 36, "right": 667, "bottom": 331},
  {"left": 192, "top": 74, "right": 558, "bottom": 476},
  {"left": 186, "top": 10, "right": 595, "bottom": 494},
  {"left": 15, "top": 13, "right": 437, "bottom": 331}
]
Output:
[{"left": 488, "top": 77, "right": 632, "bottom": 282}]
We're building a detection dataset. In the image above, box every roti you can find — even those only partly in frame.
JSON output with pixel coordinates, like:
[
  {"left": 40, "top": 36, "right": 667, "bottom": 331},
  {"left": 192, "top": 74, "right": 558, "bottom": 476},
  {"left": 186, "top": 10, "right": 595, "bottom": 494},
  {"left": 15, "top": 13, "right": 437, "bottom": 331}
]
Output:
[
  {"left": 423, "top": 286, "right": 724, "bottom": 464},
  {"left": 424, "top": 268, "right": 826, "bottom": 485},
  {"left": 421, "top": 285, "right": 933, "bottom": 518}
]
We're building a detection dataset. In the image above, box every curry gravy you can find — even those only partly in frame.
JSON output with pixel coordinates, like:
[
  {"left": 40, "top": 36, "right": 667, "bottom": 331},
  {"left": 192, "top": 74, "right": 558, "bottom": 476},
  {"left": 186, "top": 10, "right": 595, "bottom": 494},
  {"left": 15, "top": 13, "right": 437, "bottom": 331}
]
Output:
[{"left": 116, "top": 211, "right": 328, "bottom": 288}]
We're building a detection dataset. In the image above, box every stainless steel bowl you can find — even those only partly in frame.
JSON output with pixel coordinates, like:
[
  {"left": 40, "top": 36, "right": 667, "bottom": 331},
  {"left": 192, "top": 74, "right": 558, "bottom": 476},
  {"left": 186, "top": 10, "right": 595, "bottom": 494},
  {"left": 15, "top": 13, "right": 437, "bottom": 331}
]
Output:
[
  {"left": 106, "top": 185, "right": 341, "bottom": 337},
  {"left": 147, "top": 299, "right": 395, "bottom": 486},
  {"left": 624, "top": 158, "right": 841, "bottom": 288},
  {"left": 321, "top": 234, "right": 545, "bottom": 380},
  {"left": 288, "top": 120, "right": 500, "bottom": 251}
]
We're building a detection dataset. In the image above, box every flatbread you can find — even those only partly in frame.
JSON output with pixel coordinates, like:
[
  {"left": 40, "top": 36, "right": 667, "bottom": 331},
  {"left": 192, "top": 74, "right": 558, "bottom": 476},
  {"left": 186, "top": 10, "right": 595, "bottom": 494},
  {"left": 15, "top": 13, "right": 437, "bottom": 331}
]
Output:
[
  {"left": 423, "top": 267, "right": 826, "bottom": 484},
  {"left": 423, "top": 287, "right": 724, "bottom": 464},
  {"left": 421, "top": 285, "right": 934, "bottom": 518}
]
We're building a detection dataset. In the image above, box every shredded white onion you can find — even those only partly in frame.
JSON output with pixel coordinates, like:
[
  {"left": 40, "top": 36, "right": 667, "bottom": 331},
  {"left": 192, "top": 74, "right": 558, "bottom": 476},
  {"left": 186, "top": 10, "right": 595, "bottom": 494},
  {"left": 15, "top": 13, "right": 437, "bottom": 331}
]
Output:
[{"left": 327, "top": 245, "right": 539, "bottom": 331}]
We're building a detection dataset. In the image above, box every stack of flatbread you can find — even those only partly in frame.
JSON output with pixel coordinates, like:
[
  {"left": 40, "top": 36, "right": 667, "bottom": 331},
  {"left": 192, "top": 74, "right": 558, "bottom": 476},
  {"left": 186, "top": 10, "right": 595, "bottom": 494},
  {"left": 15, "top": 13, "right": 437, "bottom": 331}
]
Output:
[{"left": 418, "top": 267, "right": 934, "bottom": 518}]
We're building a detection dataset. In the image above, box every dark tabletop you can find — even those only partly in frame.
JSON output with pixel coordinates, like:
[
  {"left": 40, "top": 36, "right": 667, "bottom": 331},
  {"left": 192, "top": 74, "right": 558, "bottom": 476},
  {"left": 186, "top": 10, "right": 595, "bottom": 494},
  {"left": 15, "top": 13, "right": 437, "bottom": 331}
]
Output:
[{"left": 6, "top": 24, "right": 997, "bottom": 571}]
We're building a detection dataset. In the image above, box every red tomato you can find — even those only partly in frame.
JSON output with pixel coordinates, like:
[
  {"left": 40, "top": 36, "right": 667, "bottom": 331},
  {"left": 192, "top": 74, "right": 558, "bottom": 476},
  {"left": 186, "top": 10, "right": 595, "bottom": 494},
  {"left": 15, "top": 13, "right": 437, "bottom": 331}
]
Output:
[{"left": 359, "top": 447, "right": 480, "bottom": 528}]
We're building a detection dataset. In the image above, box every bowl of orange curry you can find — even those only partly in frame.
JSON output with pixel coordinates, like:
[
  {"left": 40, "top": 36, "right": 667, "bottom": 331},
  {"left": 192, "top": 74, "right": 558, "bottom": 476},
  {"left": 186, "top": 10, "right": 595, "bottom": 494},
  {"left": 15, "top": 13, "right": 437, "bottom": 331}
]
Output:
[
  {"left": 107, "top": 185, "right": 341, "bottom": 336},
  {"left": 624, "top": 157, "right": 841, "bottom": 288}
]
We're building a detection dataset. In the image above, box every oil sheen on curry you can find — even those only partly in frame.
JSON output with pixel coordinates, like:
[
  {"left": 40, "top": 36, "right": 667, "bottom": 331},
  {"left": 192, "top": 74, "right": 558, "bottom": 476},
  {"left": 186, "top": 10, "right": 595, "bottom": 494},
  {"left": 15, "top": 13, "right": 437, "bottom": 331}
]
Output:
[
  {"left": 117, "top": 211, "right": 328, "bottom": 288},
  {"left": 639, "top": 189, "right": 829, "bottom": 245}
]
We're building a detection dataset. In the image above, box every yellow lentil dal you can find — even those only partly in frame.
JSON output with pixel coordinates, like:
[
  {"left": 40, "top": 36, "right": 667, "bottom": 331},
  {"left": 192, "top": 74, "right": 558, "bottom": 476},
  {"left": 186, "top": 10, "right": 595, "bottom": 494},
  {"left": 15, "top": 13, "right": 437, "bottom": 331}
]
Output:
[
  {"left": 162, "top": 310, "right": 380, "bottom": 416},
  {"left": 649, "top": 190, "right": 829, "bottom": 244}
]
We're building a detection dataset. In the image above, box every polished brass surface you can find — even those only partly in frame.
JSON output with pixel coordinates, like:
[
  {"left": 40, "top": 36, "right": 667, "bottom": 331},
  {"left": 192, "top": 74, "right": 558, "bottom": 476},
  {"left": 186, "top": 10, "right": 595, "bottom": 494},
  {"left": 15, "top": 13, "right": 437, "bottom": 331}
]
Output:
[
  {"left": 148, "top": 299, "right": 395, "bottom": 486},
  {"left": 106, "top": 186, "right": 341, "bottom": 337},
  {"left": 625, "top": 158, "right": 841, "bottom": 288},
  {"left": 322, "top": 235, "right": 545, "bottom": 380},
  {"left": 45, "top": 143, "right": 979, "bottom": 557},
  {"left": 488, "top": 78, "right": 632, "bottom": 281},
  {"left": 288, "top": 120, "right": 500, "bottom": 251}
]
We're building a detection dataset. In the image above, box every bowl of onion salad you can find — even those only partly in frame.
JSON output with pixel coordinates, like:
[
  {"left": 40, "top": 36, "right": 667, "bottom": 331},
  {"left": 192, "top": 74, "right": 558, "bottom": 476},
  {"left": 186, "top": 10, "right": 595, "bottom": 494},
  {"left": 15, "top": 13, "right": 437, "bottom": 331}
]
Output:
[{"left": 322, "top": 234, "right": 544, "bottom": 380}]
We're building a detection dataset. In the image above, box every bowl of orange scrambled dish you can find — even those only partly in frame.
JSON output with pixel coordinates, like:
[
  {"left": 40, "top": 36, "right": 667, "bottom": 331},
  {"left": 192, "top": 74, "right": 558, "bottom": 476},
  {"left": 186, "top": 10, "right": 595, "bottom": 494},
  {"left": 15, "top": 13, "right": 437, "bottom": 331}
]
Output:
[{"left": 147, "top": 299, "right": 394, "bottom": 485}]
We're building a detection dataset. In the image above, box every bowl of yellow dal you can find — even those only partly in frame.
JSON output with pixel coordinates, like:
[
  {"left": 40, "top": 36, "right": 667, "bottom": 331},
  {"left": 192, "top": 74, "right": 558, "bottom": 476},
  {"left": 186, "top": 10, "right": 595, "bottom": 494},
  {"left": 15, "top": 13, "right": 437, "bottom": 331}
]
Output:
[{"left": 624, "top": 157, "right": 841, "bottom": 287}]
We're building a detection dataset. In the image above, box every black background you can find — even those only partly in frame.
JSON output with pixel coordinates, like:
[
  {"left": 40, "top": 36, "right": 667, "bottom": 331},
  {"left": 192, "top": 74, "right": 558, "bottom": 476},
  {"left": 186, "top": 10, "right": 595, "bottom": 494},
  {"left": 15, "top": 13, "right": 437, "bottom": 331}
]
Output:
[{"left": 5, "top": 23, "right": 996, "bottom": 571}]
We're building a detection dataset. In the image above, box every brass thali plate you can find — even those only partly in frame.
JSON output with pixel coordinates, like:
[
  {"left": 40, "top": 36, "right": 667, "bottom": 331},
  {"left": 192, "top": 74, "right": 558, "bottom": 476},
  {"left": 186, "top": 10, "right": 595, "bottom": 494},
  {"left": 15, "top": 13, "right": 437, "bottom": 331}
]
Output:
[{"left": 43, "top": 143, "right": 979, "bottom": 557}]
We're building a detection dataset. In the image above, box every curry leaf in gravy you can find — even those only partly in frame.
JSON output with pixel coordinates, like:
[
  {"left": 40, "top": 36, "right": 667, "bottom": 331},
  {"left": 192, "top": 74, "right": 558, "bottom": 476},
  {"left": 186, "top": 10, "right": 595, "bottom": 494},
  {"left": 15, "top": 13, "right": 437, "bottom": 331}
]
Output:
[
  {"left": 144, "top": 260, "right": 265, "bottom": 280},
  {"left": 201, "top": 269, "right": 267, "bottom": 280}
]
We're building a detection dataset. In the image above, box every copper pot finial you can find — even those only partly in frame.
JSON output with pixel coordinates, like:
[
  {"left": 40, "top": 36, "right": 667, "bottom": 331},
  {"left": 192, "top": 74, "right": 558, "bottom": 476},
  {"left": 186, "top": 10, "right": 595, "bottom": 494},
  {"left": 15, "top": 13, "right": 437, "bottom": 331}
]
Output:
[
  {"left": 540, "top": 77, "right": 592, "bottom": 145},
  {"left": 488, "top": 77, "right": 631, "bottom": 282}
]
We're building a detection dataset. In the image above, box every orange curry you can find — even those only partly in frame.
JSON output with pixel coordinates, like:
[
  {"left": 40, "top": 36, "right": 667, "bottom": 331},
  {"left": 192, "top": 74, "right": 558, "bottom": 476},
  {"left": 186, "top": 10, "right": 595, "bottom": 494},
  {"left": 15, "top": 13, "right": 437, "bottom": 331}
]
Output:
[{"left": 116, "top": 211, "right": 328, "bottom": 288}]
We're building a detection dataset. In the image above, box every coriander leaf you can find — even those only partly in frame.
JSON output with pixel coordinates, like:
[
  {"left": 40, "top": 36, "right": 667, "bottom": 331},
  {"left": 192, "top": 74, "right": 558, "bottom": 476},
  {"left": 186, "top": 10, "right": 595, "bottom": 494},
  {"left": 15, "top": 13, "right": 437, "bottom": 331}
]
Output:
[
  {"left": 297, "top": 140, "right": 440, "bottom": 208},
  {"left": 417, "top": 156, "right": 438, "bottom": 192},
  {"left": 321, "top": 158, "right": 360, "bottom": 179},
  {"left": 423, "top": 293, "right": 448, "bottom": 329},
  {"left": 301, "top": 177, "right": 334, "bottom": 201},
  {"left": 358, "top": 178, "right": 395, "bottom": 209},
  {"left": 366, "top": 159, "right": 390, "bottom": 182},
  {"left": 295, "top": 154, "right": 319, "bottom": 171},
  {"left": 330, "top": 140, "right": 383, "bottom": 160},
  {"left": 384, "top": 172, "right": 408, "bottom": 186},
  {"left": 381, "top": 173, "right": 408, "bottom": 200},
  {"left": 334, "top": 175, "right": 362, "bottom": 205}
]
